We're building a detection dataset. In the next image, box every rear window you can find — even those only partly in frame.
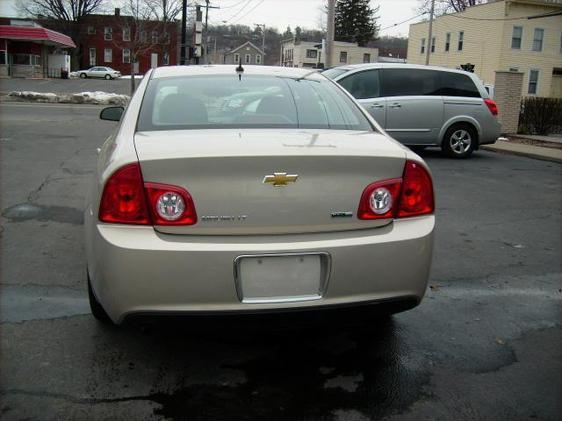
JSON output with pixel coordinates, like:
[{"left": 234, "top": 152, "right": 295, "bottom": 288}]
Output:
[
  {"left": 137, "top": 74, "right": 373, "bottom": 132},
  {"left": 381, "top": 68, "right": 480, "bottom": 98},
  {"left": 322, "top": 68, "right": 350, "bottom": 79}
]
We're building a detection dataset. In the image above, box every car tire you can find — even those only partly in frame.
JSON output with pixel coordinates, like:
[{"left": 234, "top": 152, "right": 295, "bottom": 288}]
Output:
[
  {"left": 80, "top": 73, "right": 87, "bottom": 79},
  {"left": 442, "top": 124, "right": 476, "bottom": 159},
  {"left": 104, "top": 74, "right": 111, "bottom": 80},
  {"left": 87, "top": 271, "right": 114, "bottom": 325}
]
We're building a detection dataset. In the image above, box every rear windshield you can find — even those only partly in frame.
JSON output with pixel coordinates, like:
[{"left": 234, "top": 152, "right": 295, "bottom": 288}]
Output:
[{"left": 137, "top": 74, "right": 372, "bottom": 132}]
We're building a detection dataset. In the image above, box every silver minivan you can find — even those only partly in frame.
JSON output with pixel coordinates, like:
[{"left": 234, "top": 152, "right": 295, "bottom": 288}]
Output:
[{"left": 324, "top": 64, "right": 501, "bottom": 158}]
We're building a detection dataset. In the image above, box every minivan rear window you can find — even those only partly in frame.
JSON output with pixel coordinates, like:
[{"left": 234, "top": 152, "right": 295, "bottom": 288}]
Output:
[
  {"left": 137, "top": 74, "right": 373, "bottom": 132},
  {"left": 381, "top": 69, "right": 480, "bottom": 98}
]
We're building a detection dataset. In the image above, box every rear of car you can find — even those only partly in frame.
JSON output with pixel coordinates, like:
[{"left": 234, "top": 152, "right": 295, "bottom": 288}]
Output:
[
  {"left": 324, "top": 64, "right": 501, "bottom": 158},
  {"left": 85, "top": 66, "right": 435, "bottom": 324}
]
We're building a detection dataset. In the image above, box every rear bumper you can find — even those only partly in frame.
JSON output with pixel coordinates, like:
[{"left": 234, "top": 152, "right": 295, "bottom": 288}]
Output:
[{"left": 86, "top": 213, "right": 434, "bottom": 324}]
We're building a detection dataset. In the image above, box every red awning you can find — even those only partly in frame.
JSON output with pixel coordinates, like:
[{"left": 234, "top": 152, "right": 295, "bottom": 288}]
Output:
[{"left": 0, "top": 25, "right": 76, "bottom": 48}]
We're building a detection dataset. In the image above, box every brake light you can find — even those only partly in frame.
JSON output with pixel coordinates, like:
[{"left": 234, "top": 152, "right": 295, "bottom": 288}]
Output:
[
  {"left": 99, "top": 163, "right": 197, "bottom": 225},
  {"left": 358, "top": 160, "right": 434, "bottom": 220},
  {"left": 99, "top": 163, "right": 151, "bottom": 224},
  {"left": 397, "top": 161, "right": 434, "bottom": 217},
  {"left": 484, "top": 98, "right": 498, "bottom": 116},
  {"left": 145, "top": 183, "right": 197, "bottom": 225}
]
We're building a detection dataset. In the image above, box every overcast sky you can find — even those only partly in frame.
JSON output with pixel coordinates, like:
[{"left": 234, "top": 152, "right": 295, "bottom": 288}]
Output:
[{"left": 0, "top": 0, "right": 422, "bottom": 37}]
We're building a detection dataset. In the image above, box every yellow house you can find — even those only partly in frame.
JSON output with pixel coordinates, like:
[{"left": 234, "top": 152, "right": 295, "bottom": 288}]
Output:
[{"left": 407, "top": 0, "right": 562, "bottom": 98}]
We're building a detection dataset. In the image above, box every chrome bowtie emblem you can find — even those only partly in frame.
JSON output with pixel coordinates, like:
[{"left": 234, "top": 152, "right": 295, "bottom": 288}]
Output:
[{"left": 262, "top": 172, "right": 299, "bottom": 187}]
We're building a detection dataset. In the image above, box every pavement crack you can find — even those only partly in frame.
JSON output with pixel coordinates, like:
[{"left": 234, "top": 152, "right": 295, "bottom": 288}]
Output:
[{"left": 0, "top": 389, "right": 155, "bottom": 405}]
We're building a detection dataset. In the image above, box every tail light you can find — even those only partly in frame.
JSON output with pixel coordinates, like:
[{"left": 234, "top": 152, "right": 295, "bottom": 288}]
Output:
[
  {"left": 484, "top": 98, "right": 498, "bottom": 116},
  {"left": 99, "top": 163, "right": 197, "bottom": 225},
  {"left": 358, "top": 160, "right": 434, "bottom": 220}
]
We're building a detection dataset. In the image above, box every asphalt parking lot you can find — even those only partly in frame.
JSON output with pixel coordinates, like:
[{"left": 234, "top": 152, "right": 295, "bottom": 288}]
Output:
[{"left": 0, "top": 102, "right": 560, "bottom": 420}]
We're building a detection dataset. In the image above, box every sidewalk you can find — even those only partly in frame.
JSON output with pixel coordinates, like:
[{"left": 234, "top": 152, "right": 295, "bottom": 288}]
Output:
[{"left": 482, "top": 135, "right": 562, "bottom": 163}]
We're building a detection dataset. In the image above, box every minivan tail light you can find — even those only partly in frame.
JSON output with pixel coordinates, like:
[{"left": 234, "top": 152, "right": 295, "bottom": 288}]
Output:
[
  {"left": 145, "top": 183, "right": 197, "bottom": 225},
  {"left": 358, "top": 161, "right": 434, "bottom": 220},
  {"left": 484, "top": 98, "right": 498, "bottom": 116},
  {"left": 99, "top": 163, "right": 151, "bottom": 225}
]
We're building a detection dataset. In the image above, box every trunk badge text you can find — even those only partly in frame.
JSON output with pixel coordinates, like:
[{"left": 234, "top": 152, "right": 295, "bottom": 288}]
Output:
[
  {"left": 201, "top": 215, "right": 248, "bottom": 222},
  {"left": 263, "top": 172, "right": 298, "bottom": 187}
]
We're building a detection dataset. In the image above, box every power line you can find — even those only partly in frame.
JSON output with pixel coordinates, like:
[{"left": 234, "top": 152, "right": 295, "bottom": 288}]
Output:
[
  {"left": 219, "top": 0, "right": 249, "bottom": 9},
  {"left": 447, "top": 10, "right": 561, "bottom": 21},
  {"left": 379, "top": 12, "right": 428, "bottom": 31},
  {"left": 230, "top": 0, "right": 265, "bottom": 24},
  {"left": 222, "top": 0, "right": 254, "bottom": 23}
]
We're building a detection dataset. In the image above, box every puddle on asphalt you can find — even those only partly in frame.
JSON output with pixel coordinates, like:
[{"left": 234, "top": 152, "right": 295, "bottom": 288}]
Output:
[
  {"left": 124, "top": 318, "right": 431, "bottom": 420},
  {"left": 2, "top": 203, "right": 83, "bottom": 225}
]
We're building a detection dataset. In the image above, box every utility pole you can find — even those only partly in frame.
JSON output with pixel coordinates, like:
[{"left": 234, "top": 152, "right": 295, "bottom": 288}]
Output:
[
  {"left": 326, "top": 0, "right": 335, "bottom": 69},
  {"left": 180, "top": 0, "right": 187, "bottom": 65},
  {"left": 202, "top": 0, "right": 220, "bottom": 64},
  {"left": 254, "top": 23, "right": 266, "bottom": 62},
  {"left": 425, "top": 0, "right": 435, "bottom": 66}
]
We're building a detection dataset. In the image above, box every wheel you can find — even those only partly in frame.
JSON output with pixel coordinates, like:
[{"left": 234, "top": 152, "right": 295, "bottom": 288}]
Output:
[
  {"left": 442, "top": 124, "right": 476, "bottom": 159},
  {"left": 87, "top": 271, "right": 114, "bottom": 325},
  {"left": 104, "top": 74, "right": 111, "bottom": 80},
  {"left": 80, "top": 73, "right": 87, "bottom": 79}
]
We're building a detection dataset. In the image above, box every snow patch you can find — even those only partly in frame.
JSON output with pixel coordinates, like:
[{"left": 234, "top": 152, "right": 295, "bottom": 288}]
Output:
[{"left": 8, "top": 91, "right": 130, "bottom": 106}]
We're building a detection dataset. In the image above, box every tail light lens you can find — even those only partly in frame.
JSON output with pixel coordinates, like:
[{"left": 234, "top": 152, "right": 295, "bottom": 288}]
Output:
[
  {"left": 358, "top": 160, "right": 434, "bottom": 220},
  {"left": 484, "top": 98, "right": 498, "bottom": 116},
  {"left": 99, "top": 163, "right": 197, "bottom": 225},
  {"left": 99, "top": 163, "right": 150, "bottom": 224},
  {"left": 145, "top": 183, "right": 197, "bottom": 225}
]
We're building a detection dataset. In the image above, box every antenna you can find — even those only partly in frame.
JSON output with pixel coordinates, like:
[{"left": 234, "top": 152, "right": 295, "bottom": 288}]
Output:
[{"left": 236, "top": 58, "right": 244, "bottom": 81}]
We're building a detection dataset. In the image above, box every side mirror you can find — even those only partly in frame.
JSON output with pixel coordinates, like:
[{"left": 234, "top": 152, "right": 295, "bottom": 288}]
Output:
[{"left": 100, "top": 106, "right": 124, "bottom": 121}]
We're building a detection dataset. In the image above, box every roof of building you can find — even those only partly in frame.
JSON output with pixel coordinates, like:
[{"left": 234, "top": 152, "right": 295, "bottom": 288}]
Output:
[
  {"left": 227, "top": 41, "right": 265, "bottom": 55},
  {"left": 0, "top": 25, "right": 76, "bottom": 48}
]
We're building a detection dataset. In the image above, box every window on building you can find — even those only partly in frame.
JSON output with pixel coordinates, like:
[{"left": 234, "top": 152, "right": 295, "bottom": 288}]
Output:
[
  {"left": 445, "top": 33, "right": 450, "bottom": 52},
  {"left": 123, "top": 48, "right": 131, "bottom": 64},
  {"left": 363, "top": 53, "right": 370, "bottom": 63},
  {"left": 458, "top": 31, "right": 464, "bottom": 51},
  {"left": 13, "top": 54, "right": 31, "bottom": 65},
  {"left": 255, "top": 54, "right": 262, "bottom": 64},
  {"left": 33, "top": 55, "right": 41, "bottom": 65},
  {"left": 532, "top": 28, "right": 544, "bottom": 52},
  {"left": 339, "top": 69, "right": 380, "bottom": 99},
  {"left": 306, "top": 49, "right": 317, "bottom": 59},
  {"left": 163, "top": 52, "right": 169, "bottom": 65},
  {"left": 140, "top": 31, "right": 147, "bottom": 42},
  {"left": 104, "top": 27, "right": 112, "bottom": 41},
  {"left": 339, "top": 51, "right": 347, "bottom": 63},
  {"left": 420, "top": 38, "right": 426, "bottom": 54},
  {"left": 123, "top": 27, "right": 131, "bottom": 41},
  {"left": 511, "top": 26, "right": 522, "bottom": 49},
  {"left": 245, "top": 54, "right": 251, "bottom": 64},
  {"left": 104, "top": 48, "right": 112, "bottom": 63},
  {"left": 89, "top": 48, "right": 96, "bottom": 66},
  {"left": 0, "top": 50, "right": 6, "bottom": 65},
  {"left": 152, "top": 31, "right": 158, "bottom": 43},
  {"left": 234, "top": 53, "right": 240, "bottom": 63},
  {"left": 528, "top": 70, "right": 539, "bottom": 94},
  {"left": 87, "top": 26, "right": 95, "bottom": 35},
  {"left": 431, "top": 37, "right": 436, "bottom": 53},
  {"left": 163, "top": 32, "right": 170, "bottom": 44}
]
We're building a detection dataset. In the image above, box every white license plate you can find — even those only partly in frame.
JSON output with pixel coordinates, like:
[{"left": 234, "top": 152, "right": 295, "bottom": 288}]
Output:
[{"left": 234, "top": 253, "right": 330, "bottom": 303}]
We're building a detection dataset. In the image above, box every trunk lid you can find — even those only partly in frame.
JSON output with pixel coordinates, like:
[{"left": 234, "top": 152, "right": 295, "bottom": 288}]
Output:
[{"left": 134, "top": 129, "right": 406, "bottom": 235}]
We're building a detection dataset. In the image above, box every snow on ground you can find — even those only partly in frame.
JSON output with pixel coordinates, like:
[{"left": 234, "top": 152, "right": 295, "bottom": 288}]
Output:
[{"left": 7, "top": 91, "right": 130, "bottom": 106}]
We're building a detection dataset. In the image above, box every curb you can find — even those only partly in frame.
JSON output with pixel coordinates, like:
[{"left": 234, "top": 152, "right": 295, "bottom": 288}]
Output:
[{"left": 482, "top": 143, "right": 562, "bottom": 164}]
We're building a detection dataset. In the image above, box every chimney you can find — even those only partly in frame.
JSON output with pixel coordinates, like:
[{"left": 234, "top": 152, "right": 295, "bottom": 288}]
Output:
[{"left": 114, "top": 8, "right": 120, "bottom": 16}]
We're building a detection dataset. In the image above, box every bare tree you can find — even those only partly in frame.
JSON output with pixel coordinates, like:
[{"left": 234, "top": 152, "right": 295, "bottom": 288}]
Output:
[
  {"left": 418, "top": 0, "right": 485, "bottom": 16},
  {"left": 17, "top": 0, "right": 106, "bottom": 21},
  {"left": 147, "top": 0, "right": 182, "bottom": 22},
  {"left": 119, "top": 0, "right": 175, "bottom": 94}
]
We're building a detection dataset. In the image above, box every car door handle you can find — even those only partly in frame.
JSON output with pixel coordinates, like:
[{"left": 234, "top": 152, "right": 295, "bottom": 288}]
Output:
[
  {"left": 370, "top": 104, "right": 384, "bottom": 109},
  {"left": 389, "top": 103, "right": 402, "bottom": 108}
]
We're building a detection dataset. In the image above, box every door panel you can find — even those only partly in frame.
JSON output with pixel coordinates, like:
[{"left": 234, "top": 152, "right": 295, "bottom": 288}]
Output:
[
  {"left": 385, "top": 96, "right": 443, "bottom": 145},
  {"left": 357, "top": 98, "right": 386, "bottom": 128}
]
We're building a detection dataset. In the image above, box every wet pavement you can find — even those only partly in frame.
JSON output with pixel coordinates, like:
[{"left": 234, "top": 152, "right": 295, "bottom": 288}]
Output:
[{"left": 0, "top": 103, "right": 561, "bottom": 420}]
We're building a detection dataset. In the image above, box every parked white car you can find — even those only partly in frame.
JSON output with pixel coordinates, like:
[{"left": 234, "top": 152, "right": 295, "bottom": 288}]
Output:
[{"left": 78, "top": 66, "right": 121, "bottom": 80}]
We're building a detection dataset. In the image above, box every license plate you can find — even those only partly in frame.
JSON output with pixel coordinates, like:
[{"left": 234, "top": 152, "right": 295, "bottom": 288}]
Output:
[{"left": 234, "top": 253, "right": 330, "bottom": 303}]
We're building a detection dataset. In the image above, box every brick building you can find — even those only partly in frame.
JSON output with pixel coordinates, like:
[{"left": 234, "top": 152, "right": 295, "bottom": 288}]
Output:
[{"left": 41, "top": 8, "right": 179, "bottom": 75}]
